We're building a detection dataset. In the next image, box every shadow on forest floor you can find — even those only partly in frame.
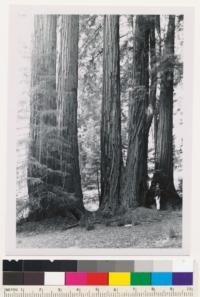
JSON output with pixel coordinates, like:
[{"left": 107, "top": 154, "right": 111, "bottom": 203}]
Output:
[{"left": 16, "top": 208, "right": 182, "bottom": 249}]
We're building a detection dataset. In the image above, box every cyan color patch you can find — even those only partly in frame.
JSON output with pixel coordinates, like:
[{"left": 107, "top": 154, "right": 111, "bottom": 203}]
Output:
[{"left": 151, "top": 272, "right": 172, "bottom": 286}]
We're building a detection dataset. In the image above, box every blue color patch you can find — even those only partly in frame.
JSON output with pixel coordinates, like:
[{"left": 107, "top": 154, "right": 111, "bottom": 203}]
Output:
[{"left": 151, "top": 272, "right": 172, "bottom": 286}]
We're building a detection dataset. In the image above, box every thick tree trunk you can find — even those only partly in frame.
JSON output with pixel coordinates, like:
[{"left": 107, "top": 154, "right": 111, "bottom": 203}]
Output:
[
  {"left": 100, "top": 15, "right": 122, "bottom": 214},
  {"left": 28, "top": 16, "right": 57, "bottom": 200},
  {"left": 153, "top": 15, "right": 161, "bottom": 161},
  {"left": 57, "top": 16, "right": 84, "bottom": 210},
  {"left": 149, "top": 16, "right": 158, "bottom": 159},
  {"left": 122, "top": 16, "right": 153, "bottom": 208},
  {"left": 151, "top": 16, "right": 181, "bottom": 209}
]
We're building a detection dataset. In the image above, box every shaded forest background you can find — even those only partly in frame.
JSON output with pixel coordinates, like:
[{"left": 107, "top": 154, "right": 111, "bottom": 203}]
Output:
[{"left": 16, "top": 15, "right": 183, "bottom": 225}]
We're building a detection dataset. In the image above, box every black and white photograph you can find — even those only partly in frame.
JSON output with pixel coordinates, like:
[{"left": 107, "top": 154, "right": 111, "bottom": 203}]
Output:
[{"left": 9, "top": 6, "right": 193, "bottom": 252}]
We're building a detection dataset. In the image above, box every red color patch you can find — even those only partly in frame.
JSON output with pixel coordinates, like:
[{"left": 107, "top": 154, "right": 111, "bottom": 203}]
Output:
[{"left": 87, "top": 272, "right": 108, "bottom": 285}]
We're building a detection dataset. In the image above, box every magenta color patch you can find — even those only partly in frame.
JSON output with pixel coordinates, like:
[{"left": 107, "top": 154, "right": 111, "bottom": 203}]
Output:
[{"left": 65, "top": 272, "right": 87, "bottom": 285}]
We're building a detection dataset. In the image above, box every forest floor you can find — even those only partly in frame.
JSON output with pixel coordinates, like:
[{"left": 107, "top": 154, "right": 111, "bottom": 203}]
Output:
[{"left": 16, "top": 207, "right": 182, "bottom": 249}]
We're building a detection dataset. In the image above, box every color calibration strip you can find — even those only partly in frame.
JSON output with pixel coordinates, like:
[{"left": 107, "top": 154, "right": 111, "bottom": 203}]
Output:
[{"left": 2, "top": 260, "right": 193, "bottom": 286}]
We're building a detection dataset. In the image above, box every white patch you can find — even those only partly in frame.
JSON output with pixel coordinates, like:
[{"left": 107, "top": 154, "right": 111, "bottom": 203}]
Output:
[
  {"left": 124, "top": 224, "right": 132, "bottom": 228},
  {"left": 154, "top": 196, "right": 161, "bottom": 210},
  {"left": 146, "top": 104, "right": 153, "bottom": 117}
]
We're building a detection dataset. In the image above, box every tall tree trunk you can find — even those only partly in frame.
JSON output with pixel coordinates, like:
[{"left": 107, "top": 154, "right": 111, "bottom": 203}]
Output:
[
  {"left": 149, "top": 16, "right": 158, "bottom": 159},
  {"left": 28, "top": 16, "right": 57, "bottom": 202},
  {"left": 57, "top": 16, "right": 84, "bottom": 210},
  {"left": 153, "top": 15, "right": 161, "bottom": 161},
  {"left": 100, "top": 15, "right": 122, "bottom": 214},
  {"left": 152, "top": 16, "right": 181, "bottom": 209},
  {"left": 122, "top": 16, "right": 153, "bottom": 208}
]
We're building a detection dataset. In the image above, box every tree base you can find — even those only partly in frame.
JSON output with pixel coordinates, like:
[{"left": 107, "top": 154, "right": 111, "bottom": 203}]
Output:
[
  {"left": 27, "top": 186, "right": 85, "bottom": 222},
  {"left": 145, "top": 170, "right": 182, "bottom": 210}
]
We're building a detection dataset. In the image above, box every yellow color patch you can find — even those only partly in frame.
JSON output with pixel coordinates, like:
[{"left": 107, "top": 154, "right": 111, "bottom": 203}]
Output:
[{"left": 109, "top": 272, "right": 131, "bottom": 286}]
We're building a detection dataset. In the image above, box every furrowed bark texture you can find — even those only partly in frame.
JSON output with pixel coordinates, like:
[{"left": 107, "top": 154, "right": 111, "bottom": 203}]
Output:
[
  {"left": 156, "top": 16, "right": 175, "bottom": 178},
  {"left": 153, "top": 15, "right": 180, "bottom": 208},
  {"left": 57, "top": 16, "right": 83, "bottom": 207},
  {"left": 153, "top": 15, "right": 161, "bottom": 156},
  {"left": 100, "top": 15, "right": 122, "bottom": 214},
  {"left": 149, "top": 16, "right": 158, "bottom": 159},
  {"left": 28, "top": 15, "right": 57, "bottom": 198},
  {"left": 122, "top": 16, "right": 152, "bottom": 208}
]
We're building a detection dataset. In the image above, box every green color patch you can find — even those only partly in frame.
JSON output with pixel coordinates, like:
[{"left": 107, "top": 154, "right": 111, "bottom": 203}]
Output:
[{"left": 131, "top": 273, "right": 151, "bottom": 286}]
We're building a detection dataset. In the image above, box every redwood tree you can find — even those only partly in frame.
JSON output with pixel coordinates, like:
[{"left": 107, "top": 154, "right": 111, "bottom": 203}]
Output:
[
  {"left": 57, "top": 15, "right": 84, "bottom": 210},
  {"left": 152, "top": 15, "right": 181, "bottom": 209},
  {"left": 122, "top": 16, "right": 153, "bottom": 208},
  {"left": 153, "top": 16, "right": 161, "bottom": 155},
  {"left": 149, "top": 16, "right": 158, "bottom": 157},
  {"left": 100, "top": 15, "right": 122, "bottom": 214},
  {"left": 27, "top": 15, "right": 57, "bottom": 204}
]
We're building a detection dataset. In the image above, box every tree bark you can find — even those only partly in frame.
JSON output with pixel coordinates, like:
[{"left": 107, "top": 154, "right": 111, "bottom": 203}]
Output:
[
  {"left": 57, "top": 16, "right": 84, "bottom": 209},
  {"left": 100, "top": 15, "right": 122, "bottom": 214},
  {"left": 28, "top": 15, "right": 57, "bottom": 200},
  {"left": 122, "top": 16, "right": 153, "bottom": 208},
  {"left": 149, "top": 16, "right": 158, "bottom": 159},
  {"left": 152, "top": 16, "right": 181, "bottom": 209},
  {"left": 153, "top": 15, "right": 161, "bottom": 161}
]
